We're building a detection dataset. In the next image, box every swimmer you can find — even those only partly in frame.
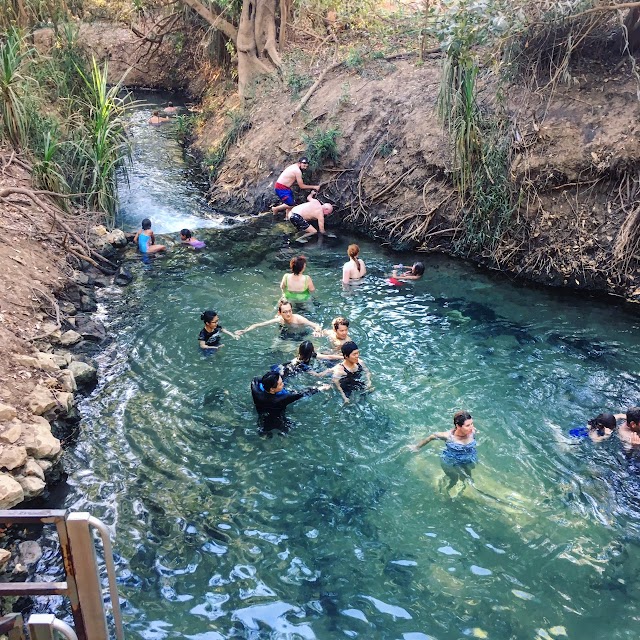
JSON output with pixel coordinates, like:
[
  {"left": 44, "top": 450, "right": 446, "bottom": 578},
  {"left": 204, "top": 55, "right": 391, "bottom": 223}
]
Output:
[
  {"left": 133, "top": 218, "right": 166, "bottom": 254},
  {"left": 391, "top": 261, "right": 425, "bottom": 281},
  {"left": 272, "top": 340, "right": 340, "bottom": 378},
  {"left": 616, "top": 407, "right": 640, "bottom": 449},
  {"left": 324, "top": 316, "right": 351, "bottom": 349},
  {"left": 280, "top": 255, "right": 315, "bottom": 302},
  {"left": 235, "top": 299, "right": 322, "bottom": 336},
  {"left": 198, "top": 309, "right": 239, "bottom": 350},
  {"left": 163, "top": 101, "right": 179, "bottom": 114},
  {"left": 569, "top": 413, "right": 617, "bottom": 442},
  {"left": 342, "top": 244, "right": 366, "bottom": 284},
  {"left": 180, "top": 228, "right": 206, "bottom": 250},
  {"left": 148, "top": 110, "right": 170, "bottom": 125},
  {"left": 325, "top": 341, "right": 371, "bottom": 404},
  {"left": 409, "top": 410, "right": 477, "bottom": 489}
]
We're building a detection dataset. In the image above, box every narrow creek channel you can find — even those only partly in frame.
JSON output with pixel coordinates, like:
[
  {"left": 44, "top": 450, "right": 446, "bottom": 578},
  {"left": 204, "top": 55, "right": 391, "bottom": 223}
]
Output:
[{"left": 58, "top": 94, "right": 640, "bottom": 639}]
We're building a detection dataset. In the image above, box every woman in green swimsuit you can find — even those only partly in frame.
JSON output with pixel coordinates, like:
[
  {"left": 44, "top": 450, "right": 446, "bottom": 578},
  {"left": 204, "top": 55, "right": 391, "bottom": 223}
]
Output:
[{"left": 280, "top": 255, "right": 315, "bottom": 302}]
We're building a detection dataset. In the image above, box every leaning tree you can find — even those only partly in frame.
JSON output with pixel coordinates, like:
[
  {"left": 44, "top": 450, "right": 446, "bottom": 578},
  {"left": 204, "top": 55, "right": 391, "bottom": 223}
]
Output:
[{"left": 180, "top": 0, "right": 289, "bottom": 96}]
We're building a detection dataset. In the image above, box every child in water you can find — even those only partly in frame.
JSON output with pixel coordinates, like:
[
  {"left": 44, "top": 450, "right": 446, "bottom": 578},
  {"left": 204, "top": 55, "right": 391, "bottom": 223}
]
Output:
[
  {"left": 180, "top": 229, "right": 206, "bottom": 250},
  {"left": 272, "top": 340, "right": 339, "bottom": 378},
  {"left": 410, "top": 410, "right": 477, "bottom": 489},
  {"left": 198, "top": 309, "right": 239, "bottom": 350},
  {"left": 569, "top": 412, "right": 617, "bottom": 442},
  {"left": 391, "top": 262, "right": 425, "bottom": 281},
  {"left": 133, "top": 218, "right": 166, "bottom": 254}
]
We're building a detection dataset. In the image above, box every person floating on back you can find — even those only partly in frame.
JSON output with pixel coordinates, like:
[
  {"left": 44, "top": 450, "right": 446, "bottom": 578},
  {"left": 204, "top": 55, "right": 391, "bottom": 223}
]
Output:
[
  {"left": 133, "top": 218, "right": 166, "bottom": 254},
  {"left": 286, "top": 190, "right": 334, "bottom": 243},
  {"left": 180, "top": 228, "right": 206, "bottom": 250},
  {"left": 272, "top": 157, "right": 320, "bottom": 216},
  {"left": 390, "top": 262, "right": 425, "bottom": 282}
]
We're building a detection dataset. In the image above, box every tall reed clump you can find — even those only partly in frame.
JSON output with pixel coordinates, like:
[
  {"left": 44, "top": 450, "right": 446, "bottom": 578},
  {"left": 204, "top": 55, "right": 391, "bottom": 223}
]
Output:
[
  {"left": 71, "top": 59, "right": 131, "bottom": 221},
  {"left": 0, "top": 29, "right": 32, "bottom": 149}
]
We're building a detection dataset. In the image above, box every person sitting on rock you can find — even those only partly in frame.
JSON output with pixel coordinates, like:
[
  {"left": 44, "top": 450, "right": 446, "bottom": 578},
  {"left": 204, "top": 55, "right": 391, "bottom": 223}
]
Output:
[
  {"left": 271, "top": 157, "right": 320, "bottom": 215},
  {"left": 133, "top": 218, "right": 166, "bottom": 254}
]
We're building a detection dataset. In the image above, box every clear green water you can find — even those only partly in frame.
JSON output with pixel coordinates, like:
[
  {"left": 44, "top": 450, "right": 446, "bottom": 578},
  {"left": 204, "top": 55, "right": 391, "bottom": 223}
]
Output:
[{"left": 64, "top": 98, "right": 640, "bottom": 639}]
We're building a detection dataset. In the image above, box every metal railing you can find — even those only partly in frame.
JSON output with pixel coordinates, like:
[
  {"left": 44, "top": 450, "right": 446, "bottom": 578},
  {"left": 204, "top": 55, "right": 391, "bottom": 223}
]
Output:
[{"left": 0, "top": 510, "right": 124, "bottom": 640}]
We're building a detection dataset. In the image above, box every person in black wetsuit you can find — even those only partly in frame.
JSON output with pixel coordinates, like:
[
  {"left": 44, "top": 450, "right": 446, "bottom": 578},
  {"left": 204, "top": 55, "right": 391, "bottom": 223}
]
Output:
[
  {"left": 198, "top": 309, "right": 239, "bottom": 350},
  {"left": 251, "top": 370, "right": 326, "bottom": 432},
  {"left": 329, "top": 341, "right": 371, "bottom": 404}
]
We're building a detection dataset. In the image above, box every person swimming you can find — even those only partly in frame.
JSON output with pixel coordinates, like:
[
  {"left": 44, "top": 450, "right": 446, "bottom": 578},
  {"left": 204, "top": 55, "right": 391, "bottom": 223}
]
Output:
[
  {"left": 280, "top": 255, "right": 315, "bottom": 302},
  {"left": 271, "top": 341, "right": 340, "bottom": 378},
  {"left": 180, "top": 228, "right": 206, "bottom": 250},
  {"left": 324, "top": 316, "right": 351, "bottom": 349},
  {"left": 569, "top": 412, "right": 617, "bottom": 442},
  {"left": 391, "top": 261, "right": 425, "bottom": 282},
  {"left": 235, "top": 299, "right": 323, "bottom": 337},
  {"left": 410, "top": 410, "right": 477, "bottom": 489},
  {"left": 325, "top": 341, "right": 371, "bottom": 404},
  {"left": 198, "top": 309, "right": 239, "bottom": 350},
  {"left": 342, "top": 244, "right": 366, "bottom": 284}
]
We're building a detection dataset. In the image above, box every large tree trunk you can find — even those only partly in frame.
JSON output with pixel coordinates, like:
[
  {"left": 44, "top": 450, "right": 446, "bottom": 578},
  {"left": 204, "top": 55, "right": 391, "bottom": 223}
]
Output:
[{"left": 624, "top": 7, "right": 640, "bottom": 52}]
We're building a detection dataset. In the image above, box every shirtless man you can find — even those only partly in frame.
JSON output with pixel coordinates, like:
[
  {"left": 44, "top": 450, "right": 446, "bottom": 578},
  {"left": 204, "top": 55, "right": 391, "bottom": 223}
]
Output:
[
  {"left": 163, "top": 101, "right": 178, "bottom": 115},
  {"left": 235, "top": 299, "right": 322, "bottom": 336},
  {"left": 616, "top": 407, "right": 640, "bottom": 448},
  {"left": 325, "top": 316, "right": 351, "bottom": 349},
  {"left": 149, "top": 110, "right": 170, "bottom": 125},
  {"left": 272, "top": 157, "right": 320, "bottom": 215},
  {"left": 287, "top": 191, "right": 333, "bottom": 241}
]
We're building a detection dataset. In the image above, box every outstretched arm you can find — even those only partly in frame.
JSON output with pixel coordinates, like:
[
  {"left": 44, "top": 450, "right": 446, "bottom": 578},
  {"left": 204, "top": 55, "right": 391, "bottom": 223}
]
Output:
[
  {"left": 295, "top": 314, "right": 323, "bottom": 335},
  {"left": 295, "top": 169, "right": 320, "bottom": 191},
  {"left": 221, "top": 327, "right": 240, "bottom": 340},
  {"left": 409, "top": 431, "right": 448, "bottom": 451},
  {"left": 236, "top": 317, "right": 279, "bottom": 336}
]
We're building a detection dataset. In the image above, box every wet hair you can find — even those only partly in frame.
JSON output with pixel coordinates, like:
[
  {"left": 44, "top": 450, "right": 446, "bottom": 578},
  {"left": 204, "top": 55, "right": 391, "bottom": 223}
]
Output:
[
  {"left": 168, "top": 101, "right": 174, "bottom": 107},
  {"left": 341, "top": 341, "right": 359, "bottom": 358},
  {"left": 152, "top": 110, "right": 159, "bottom": 116},
  {"left": 332, "top": 316, "right": 349, "bottom": 331},
  {"left": 180, "top": 228, "right": 192, "bottom": 239},
  {"left": 290, "top": 255, "right": 307, "bottom": 275},
  {"left": 200, "top": 309, "right": 218, "bottom": 324},
  {"left": 412, "top": 262, "right": 425, "bottom": 276},
  {"left": 347, "top": 244, "right": 361, "bottom": 272},
  {"left": 453, "top": 410, "right": 472, "bottom": 428},
  {"left": 298, "top": 157, "right": 309, "bottom": 164},
  {"left": 626, "top": 407, "right": 640, "bottom": 426},
  {"left": 297, "top": 341, "right": 317, "bottom": 363},
  {"left": 588, "top": 413, "right": 616, "bottom": 436},
  {"left": 277, "top": 299, "right": 293, "bottom": 313},
  {"left": 141, "top": 218, "right": 152, "bottom": 230},
  {"left": 262, "top": 371, "right": 281, "bottom": 391}
]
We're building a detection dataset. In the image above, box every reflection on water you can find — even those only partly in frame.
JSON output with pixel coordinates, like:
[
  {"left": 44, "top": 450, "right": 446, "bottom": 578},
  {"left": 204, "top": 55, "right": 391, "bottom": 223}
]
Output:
[{"left": 62, "top": 96, "right": 640, "bottom": 639}]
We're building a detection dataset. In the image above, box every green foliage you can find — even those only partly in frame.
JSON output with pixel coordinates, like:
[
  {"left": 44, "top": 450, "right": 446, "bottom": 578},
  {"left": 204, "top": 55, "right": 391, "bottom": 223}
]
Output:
[
  {"left": 286, "top": 70, "right": 313, "bottom": 98},
  {"left": 175, "top": 113, "right": 197, "bottom": 143},
  {"left": 32, "top": 129, "right": 69, "bottom": 193},
  {"left": 204, "top": 110, "right": 251, "bottom": 179},
  {"left": 345, "top": 47, "right": 364, "bottom": 70},
  {"left": 302, "top": 125, "right": 340, "bottom": 170}
]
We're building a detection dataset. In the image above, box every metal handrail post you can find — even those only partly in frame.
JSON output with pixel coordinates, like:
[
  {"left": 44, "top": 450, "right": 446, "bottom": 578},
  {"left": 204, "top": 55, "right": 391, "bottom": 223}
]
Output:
[
  {"left": 27, "top": 614, "right": 79, "bottom": 640},
  {"left": 65, "top": 513, "right": 109, "bottom": 640}
]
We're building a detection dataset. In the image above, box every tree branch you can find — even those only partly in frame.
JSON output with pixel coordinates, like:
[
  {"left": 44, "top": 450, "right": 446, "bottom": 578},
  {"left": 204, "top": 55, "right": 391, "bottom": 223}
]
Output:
[{"left": 180, "top": 0, "right": 238, "bottom": 45}]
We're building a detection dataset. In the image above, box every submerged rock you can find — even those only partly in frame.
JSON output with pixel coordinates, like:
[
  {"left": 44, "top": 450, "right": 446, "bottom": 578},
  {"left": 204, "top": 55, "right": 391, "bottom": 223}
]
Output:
[{"left": 114, "top": 267, "right": 134, "bottom": 285}]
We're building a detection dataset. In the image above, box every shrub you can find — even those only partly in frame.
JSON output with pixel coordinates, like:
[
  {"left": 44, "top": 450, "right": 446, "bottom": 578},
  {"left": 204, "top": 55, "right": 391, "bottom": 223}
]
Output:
[{"left": 302, "top": 126, "right": 340, "bottom": 170}]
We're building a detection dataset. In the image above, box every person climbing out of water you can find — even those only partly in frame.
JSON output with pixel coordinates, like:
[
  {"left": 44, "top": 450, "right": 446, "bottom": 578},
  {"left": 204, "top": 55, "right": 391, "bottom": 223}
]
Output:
[
  {"left": 315, "top": 341, "right": 371, "bottom": 404},
  {"left": 235, "top": 299, "right": 323, "bottom": 337},
  {"left": 614, "top": 407, "right": 640, "bottom": 448},
  {"left": 324, "top": 317, "right": 351, "bottom": 349},
  {"left": 271, "top": 157, "right": 320, "bottom": 216},
  {"left": 280, "top": 255, "right": 315, "bottom": 302},
  {"left": 569, "top": 412, "right": 617, "bottom": 442},
  {"left": 342, "top": 244, "right": 366, "bottom": 284},
  {"left": 164, "top": 101, "right": 178, "bottom": 114},
  {"left": 133, "top": 218, "right": 166, "bottom": 254},
  {"left": 409, "top": 410, "right": 478, "bottom": 490},
  {"left": 180, "top": 228, "right": 206, "bottom": 250},
  {"left": 271, "top": 340, "right": 339, "bottom": 378},
  {"left": 286, "top": 191, "right": 334, "bottom": 243},
  {"left": 391, "top": 262, "right": 425, "bottom": 282},
  {"left": 198, "top": 309, "right": 239, "bottom": 350},
  {"left": 251, "top": 370, "right": 328, "bottom": 432},
  {"left": 148, "top": 110, "right": 170, "bottom": 125}
]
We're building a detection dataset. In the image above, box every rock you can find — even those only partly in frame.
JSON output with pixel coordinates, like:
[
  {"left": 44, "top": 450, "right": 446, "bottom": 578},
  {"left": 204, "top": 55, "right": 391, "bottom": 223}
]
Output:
[
  {"left": 114, "top": 267, "right": 134, "bottom": 286},
  {"left": 91, "top": 273, "right": 112, "bottom": 288},
  {"left": 16, "top": 475, "right": 46, "bottom": 500},
  {"left": 0, "top": 403, "right": 17, "bottom": 421},
  {"left": 92, "top": 224, "right": 108, "bottom": 237},
  {"left": 36, "top": 459, "right": 52, "bottom": 473},
  {"left": 12, "top": 563, "right": 27, "bottom": 576},
  {"left": 23, "top": 459, "right": 45, "bottom": 480},
  {"left": 0, "top": 421, "right": 22, "bottom": 444},
  {"left": 21, "top": 421, "right": 61, "bottom": 459},
  {"left": 18, "top": 541, "right": 42, "bottom": 565},
  {"left": 59, "top": 330, "right": 82, "bottom": 346},
  {"left": 0, "top": 548, "right": 10, "bottom": 569},
  {"left": 39, "top": 322, "right": 61, "bottom": 343},
  {"left": 54, "top": 392, "right": 74, "bottom": 414},
  {"left": 13, "top": 354, "right": 40, "bottom": 369},
  {"left": 79, "top": 294, "right": 98, "bottom": 313},
  {"left": 68, "top": 360, "right": 98, "bottom": 390},
  {"left": 60, "top": 301, "right": 77, "bottom": 316},
  {"left": 0, "top": 473, "right": 23, "bottom": 509},
  {"left": 36, "top": 352, "right": 60, "bottom": 372},
  {"left": 105, "top": 228, "right": 128, "bottom": 247},
  {"left": 52, "top": 353, "right": 70, "bottom": 368},
  {"left": 27, "top": 385, "right": 57, "bottom": 415},
  {"left": 72, "top": 271, "right": 90, "bottom": 285},
  {"left": 0, "top": 445, "right": 28, "bottom": 470},
  {"left": 74, "top": 315, "right": 106, "bottom": 342},
  {"left": 59, "top": 369, "right": 77, "bottom": 393}
]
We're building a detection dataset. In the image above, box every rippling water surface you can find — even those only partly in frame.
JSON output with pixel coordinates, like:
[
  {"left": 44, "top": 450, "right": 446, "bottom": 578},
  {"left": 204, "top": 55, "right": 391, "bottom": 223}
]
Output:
[{"left": 62, "top": 97, "right": 640, "bottom": 639}]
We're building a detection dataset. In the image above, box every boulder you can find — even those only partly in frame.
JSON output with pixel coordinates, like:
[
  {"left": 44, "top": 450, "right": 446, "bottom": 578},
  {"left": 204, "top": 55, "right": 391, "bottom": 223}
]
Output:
[
  {"left": 21, "top": 421, "right": 60, "bottom": 459},
  {"left": 0, "top": 445, "right": 28, "bottom": 470},
  {"left": 59, "top": 330, "right": 82, "bottom": 346},
  {"left": 0, "top": 548, "right": 10, "bottom": 569},
  {"left": 13, "top": 354, "right": 40, "bottom": 369},
  {"left": 71, "top": 271, "right": 90, "bottom": 285},
  {"left": 52, "top": 352, "right": 71, "bottom": 368},
  {"left": 27, "top": 385, "right": 57, "bottom": 415},
  {"left": 0, "top": 473, "right": 23, "bottom": 509},
  {"left": 91, "top": 224, "right": 108, "bottom": 237},
  {"left": 59, "top": 369, "right": 77, "bottom": 393},
  {"left": 16, "top": 475, "right": 46, "bottom": 500},
  {"left": 75, "top": 315, "right": 106, "bottom": 341},
  {"left": 79, "top": 294, "right": 98, "bottom": 313},
  {"left": 0, "top": 421, "right": 22, "bottom": 444},
  {"left": 18, "top": 541, "right": 42, "bottom": 566},
  {"left": 68, "top": 360, "right": 98, "bottom": 390},
  {"left": 55, "top": 392, "right": 74, "bottom": 414},
  {"left": 23, "top": 458, "right": 45, "bottom": 480},
  {"left": 36, "top": 352, "right": 60, "bottom": 372},
  {"left": 0, "top": 403, "right": 17, "bottom": 421},
  {"left": 60, "top": 301, "right": 77, "bottom": 316},
  {"left": 114, "top": 267, "right": 134, "bottom": 286},
  {"left": 38, "top": 322, "right": 62, "bottom": 343},
  {"left": 105, "top": 228, "right": 128, "bottom": 247}
]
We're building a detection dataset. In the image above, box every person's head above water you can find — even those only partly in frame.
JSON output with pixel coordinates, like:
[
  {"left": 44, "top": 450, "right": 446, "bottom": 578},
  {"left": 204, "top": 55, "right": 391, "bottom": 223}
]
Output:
[
  {"left": 152, "top": 110, "right": 159, "bottom": 117},
  {"left": 626, "top": 407, "right": 640, "bottom": 430},
  {"left": 262, "top": 371, "right": 283, "bottom": 393},
  {"left": 277, "top": 299, "right": 293, "bottom": 318},
  {"left": 341, "top": 341, "right": 359, "bottom": 359},
  {"left": 201, "top": 309, "right": 218, "bottom": 325},
  {"left": 297, "top": 340, "right": 316, "bottom": 363},
  {"left": 348, "top": 244, "right": 359, "bottom": 260},
  {"left": 180, "top": 228, "right": 192, "bottom": 239},
  {"left": 588, "top": 413, "right": 616, "bottom": 434},
  {"left": 141, "top": 218, "right": 152, "bottom": 230},
  {"left": 412, "top": 262, "right": 425, "bottom": 276},
  {"left": 453, "top": 410, "right": 472, "bottom": 429},
  {"left": 168, "top": 101, "right": 174, "bottom": 107},
  {"left": 332, "top": 316, "right": 350, "bottom": 339},
  {"left": 290, "top": 255, "right": 307, "bottom": 275}
]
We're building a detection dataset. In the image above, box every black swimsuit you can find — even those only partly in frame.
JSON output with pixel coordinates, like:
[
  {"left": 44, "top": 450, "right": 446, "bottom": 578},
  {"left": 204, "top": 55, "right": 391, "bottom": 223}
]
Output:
[
  {"left": 199, "top": 326, "right": 221, "bottom": 347},
  {"left": 339, "top": 363, "right": 365, "bottom": 397}
]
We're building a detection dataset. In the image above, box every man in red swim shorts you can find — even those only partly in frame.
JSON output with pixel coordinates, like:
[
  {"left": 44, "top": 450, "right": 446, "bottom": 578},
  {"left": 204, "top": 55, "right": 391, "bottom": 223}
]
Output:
[{"left": 272, "top": 157, "right": 320, "bottom": 215}]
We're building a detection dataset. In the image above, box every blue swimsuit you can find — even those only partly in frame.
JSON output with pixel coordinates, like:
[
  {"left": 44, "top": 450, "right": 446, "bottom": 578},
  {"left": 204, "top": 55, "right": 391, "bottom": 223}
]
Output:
[
  {"left": 441, "top": 433, "right": 477, "bottom": 466},
  {"left": 138, "top": 233, "right": 151, "bottom": 253}
]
